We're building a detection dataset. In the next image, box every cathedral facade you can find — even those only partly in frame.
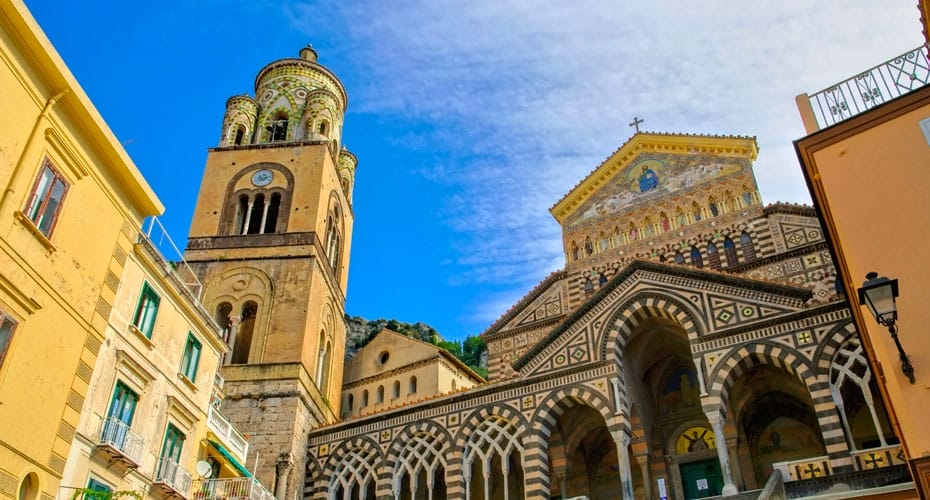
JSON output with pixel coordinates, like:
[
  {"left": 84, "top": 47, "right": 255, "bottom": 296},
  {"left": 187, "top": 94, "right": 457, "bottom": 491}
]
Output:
[{"left": 182, "top": 48, "right": 906, "bottom": 499}]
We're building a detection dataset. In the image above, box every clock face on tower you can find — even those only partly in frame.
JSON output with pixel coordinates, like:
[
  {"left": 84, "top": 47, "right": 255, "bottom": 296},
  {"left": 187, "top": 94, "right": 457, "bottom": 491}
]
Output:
[{"left": 251, "top": 169, "right": 273, "bottom": 187}]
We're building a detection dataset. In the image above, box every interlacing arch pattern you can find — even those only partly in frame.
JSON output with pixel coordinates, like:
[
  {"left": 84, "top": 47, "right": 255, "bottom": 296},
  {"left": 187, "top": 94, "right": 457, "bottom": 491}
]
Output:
[
  {"left": 824, "top": 322, "right": 890, "bottom": 450},
  {"left": 462, "top": 415, "right": 524, "bottom": 500},
  {"left": 386, "top": 421, "right": 453, "bottom": 498},
  {"left": 324, "top": 436, "right": 383, "bottom": 500}
]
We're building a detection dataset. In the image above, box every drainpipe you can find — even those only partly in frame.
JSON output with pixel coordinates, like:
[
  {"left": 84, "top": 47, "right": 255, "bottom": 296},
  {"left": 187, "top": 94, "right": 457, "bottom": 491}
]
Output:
[{"left": 2, "top": 89, "right": 71, "bottom": 211}]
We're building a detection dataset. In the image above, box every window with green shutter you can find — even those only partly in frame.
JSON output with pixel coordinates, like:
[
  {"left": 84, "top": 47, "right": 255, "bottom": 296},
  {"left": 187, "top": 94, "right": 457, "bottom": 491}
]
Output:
[
  {"left": 180, "top": 334, "right": 201, "bottom": 382},
  {"left": 132, "top": 283, "right": 160, "bottom": 338}
]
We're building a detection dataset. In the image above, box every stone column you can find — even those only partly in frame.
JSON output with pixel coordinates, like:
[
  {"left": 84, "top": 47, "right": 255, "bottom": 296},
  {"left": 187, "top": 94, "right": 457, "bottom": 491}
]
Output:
[
  {"left": 611, "top": 430, "right": 634, "bottom": 500},
  {"left": 726, "top": 436, "right": 742, "bottom": 491},
  {"left": 706, "top": 411, "right": 738, "bottom": 496},
  {"left": 274, "top": 453, "right": 293, "bottom": 500},
  {"left": 635, "top": 455, "right": 651, "bottom": 500},
  {"left": 223, "top": 316, "right": 241, "bottom": 365}
]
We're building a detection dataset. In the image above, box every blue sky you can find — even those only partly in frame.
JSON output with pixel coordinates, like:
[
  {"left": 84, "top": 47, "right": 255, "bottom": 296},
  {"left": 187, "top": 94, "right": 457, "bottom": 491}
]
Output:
[{"left": 25, "top": 0, "right": 923, "bottom": 341}]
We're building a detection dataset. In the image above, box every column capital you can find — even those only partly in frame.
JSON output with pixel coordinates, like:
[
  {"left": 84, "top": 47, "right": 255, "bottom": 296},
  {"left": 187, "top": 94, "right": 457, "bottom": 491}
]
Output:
[
  {"left": 276, "top": 452, "right": 294, "bottom": 474},
  {"left": 611, "top": 429, "right": 632, "bottom": 448}
]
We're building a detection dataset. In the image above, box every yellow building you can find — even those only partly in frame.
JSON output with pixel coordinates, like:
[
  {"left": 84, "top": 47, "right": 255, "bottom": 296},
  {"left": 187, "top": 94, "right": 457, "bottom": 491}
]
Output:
[
  {"left": 58, "top": 222, "right": 273, "bottom": 500},
  {"left": 796, "top": 40, "right": 930, "bottom": 497},
  {"left": 0, "top": 1, "right": 162, "bottom": 498},
  {"left": 341, "top": 329, "right": 484, "bottom": 419}
]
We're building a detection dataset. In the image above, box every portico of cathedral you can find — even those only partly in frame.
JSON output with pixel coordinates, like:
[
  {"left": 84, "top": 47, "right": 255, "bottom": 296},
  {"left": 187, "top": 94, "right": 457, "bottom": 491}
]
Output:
[{"left": 303, "top": 132, "right": 902, "bottom": 499}]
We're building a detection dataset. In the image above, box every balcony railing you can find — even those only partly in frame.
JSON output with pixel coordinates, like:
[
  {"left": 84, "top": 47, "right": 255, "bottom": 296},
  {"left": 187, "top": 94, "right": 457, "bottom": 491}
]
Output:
[
  {"left": 801, "top": 44, "right": 930, "bottom": 130},
  {"left": 206, "top": 406, "right": 249, "bottom": 461},
  {"left": 191, "top": 478, "right": 274, "bottom": 500},
  {"left": 772, "top": 454, "right": 832, "bottom": 481},
  {"left": 154, "top": 457, "right": 193, "bottom": 497},
  {"left": 96, "top": 417, "right": 145, "bottom": 466}
]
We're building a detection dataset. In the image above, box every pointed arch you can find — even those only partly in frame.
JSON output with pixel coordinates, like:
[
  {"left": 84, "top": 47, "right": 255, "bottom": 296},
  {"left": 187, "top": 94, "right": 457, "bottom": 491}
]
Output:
[
  {"left": 599, "top": 291, "right": 707, "bottom": 365},
  {"left": 723, "top": 236, "right": 738, "bottom": 267},
  {"left": 690, "top": 245, "right": 703, "bottom": 268},
  {"left": 707, "top": 342, "right": 818, "bottom": 412},
  {"left": 707, "top": 241, "right": 721, "bottom": 270}
]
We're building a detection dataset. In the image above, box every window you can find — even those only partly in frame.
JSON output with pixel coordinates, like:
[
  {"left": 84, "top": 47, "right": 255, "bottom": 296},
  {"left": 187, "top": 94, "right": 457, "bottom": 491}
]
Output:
[
  {"left": 724, "top": 237, "right": 738, "bottom": 267},
  {"left": 393, "top": 381, "right": 400, "bottom": 399},
  {"left": 161, "top": 424, "right": 185, "bottom": 464},
  {"left": 690, "top": 246, "right": 703, "bottom": 269},
  {"left": 234, "top": 126, "right": 245, "bottom": 146},
  {"left": 85, "top": 479, "right": 112, "bottom": 499},
  {"left": 674, "top": 251, "right": 685, "bottom": 265},
  {"left": 24, "top": 159, "right": 68, "bottom": 237},
  {"left": 347, "top": 394, "right": 354, "bottom": 411},
  {"left": 268, "top": 119, "right": 288, "bottom": 142},
  {"left": 180, "top": 334, "right": 202, "bottom": 382},
  {"left": 706, "top": 242, "right": 721, "bottom": 270},
  {"left": 376, "top": 385, "right": 384, "bottom": 403},
  {"left": 0, "top": 311, "right": 18, "bottom": 369},
  {"left": 409, "top": 376, "right": 418, "bottom": 394},
  {"left": 132, "top": 283, "right": 160, "bottom": 338},
  {"left": 362, "top": 389, "right": 369, "bottom": 407},
  {"left": 103, "top": 381, "right": 138, "bottom": 449},
  {"left": 740, "top": 231, "right": 756, "bottom": 262}
]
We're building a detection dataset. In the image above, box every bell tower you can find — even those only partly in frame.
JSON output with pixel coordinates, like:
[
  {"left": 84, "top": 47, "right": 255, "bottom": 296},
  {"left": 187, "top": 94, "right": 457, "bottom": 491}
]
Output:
[{"left": 183, "top": 44, "right": 356, "bottom": 499}]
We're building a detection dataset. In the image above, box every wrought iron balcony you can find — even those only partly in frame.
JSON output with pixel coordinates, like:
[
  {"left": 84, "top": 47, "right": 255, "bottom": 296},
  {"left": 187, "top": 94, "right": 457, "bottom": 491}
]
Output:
[
  {"left": 153, "top": 457, "right": 193, "bottom": 498},
  {"left": 95, "top": 417, "right": 145, "bottom": 468},
  {"left": 799, "top": 44, "right": 930, "bottom": 130},
  {"left": 191, "top": 477, "right": 275, "bottom": 500},
  {"left": 206, "top": 406, "right": 249, "bottom": 462}
]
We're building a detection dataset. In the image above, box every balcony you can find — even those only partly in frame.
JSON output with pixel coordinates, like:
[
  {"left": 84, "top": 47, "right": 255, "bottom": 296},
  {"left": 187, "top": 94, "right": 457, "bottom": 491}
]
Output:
[
  {"left": 93, "top": 417, "right": 144, "bottom": 470},
  {"left": 191, "top": 478, "right": 274, "bottom": 500},
  {"left": 153, "top": 457, "right": 193, "bottom": 499},
  {"left": 206, "top": 406, "right": 249, "bottom": 462},
  {"left": 798, "top": 43, "right": 930, "bottom": 131}
]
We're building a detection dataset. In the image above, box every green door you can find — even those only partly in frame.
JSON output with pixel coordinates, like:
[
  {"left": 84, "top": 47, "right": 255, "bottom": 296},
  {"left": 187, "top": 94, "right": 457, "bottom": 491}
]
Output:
[{"left": 679, "top": 459, "right": 723, "bottom": 499}]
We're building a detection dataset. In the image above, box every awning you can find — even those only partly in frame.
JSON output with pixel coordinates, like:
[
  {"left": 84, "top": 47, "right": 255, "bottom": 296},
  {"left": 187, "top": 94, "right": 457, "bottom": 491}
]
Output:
[{"left": 207, "top": 440, "right": 252, "bottom": 477}]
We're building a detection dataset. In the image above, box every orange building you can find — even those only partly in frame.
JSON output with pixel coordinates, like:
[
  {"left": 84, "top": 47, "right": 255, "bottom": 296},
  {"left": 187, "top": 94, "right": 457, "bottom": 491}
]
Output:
[{"left": 795, "top": 34, "right": 930, "bottom": 497}]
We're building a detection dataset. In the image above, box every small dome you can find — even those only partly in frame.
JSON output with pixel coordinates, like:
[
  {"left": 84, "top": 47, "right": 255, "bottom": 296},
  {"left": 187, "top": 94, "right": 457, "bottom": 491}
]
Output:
[{"left": 299, "top": 43, "right": 318, "bottom": 62}]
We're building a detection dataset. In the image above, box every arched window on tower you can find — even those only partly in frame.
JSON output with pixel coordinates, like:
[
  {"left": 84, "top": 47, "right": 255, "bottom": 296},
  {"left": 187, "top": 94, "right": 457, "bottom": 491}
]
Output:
[
  {"left": 740, "top": 231, "right": 756, "bottom": 262},
  {"left": 231, "top": 301, "right": 257, "bottom": 364},
  {"left": 235, "top": 189, "right": 284, "bottom": 236},
  {"left": 724, "top": 237, "right": 738, "bottom": 267},
  {"left": 267, "top": 114, "right": 288, "bottom": 142},
  {"left": 264, "top": 193, "right": 281, "bottom": 233},
  {"left": 742, "top": 187, "right": 754, "bottom": 207},
  {"left": 215, "top": 302, "right": 232, "bottom": 344},
  {"left": 319, "top": 120, "right": 329, "bottom": 137},
  {"left": 691, "top": 245, "right": 703, "bottom": 269},
  {"left": 347, "top": 394, "right": 354, "bottom": 412},
  {"left": 706, "top": 242, "right": 721, "bottom": 270},
  {"left": 246, "top": 194, "right": 266, "bottom": 234},
  {"left": 317, "top": 332, "right": 332, "bottom": 392},
  {"left": 233, "top": 125, "right": 246, "bottom": 146}
]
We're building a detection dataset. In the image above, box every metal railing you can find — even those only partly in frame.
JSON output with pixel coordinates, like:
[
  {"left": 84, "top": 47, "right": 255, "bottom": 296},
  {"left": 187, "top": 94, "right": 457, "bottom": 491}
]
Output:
[
  {"left": 206, "top": 406, "right": 250, "bottom": 461},
  {"left": 155, "top": 457, "right": 193, "bottom": 495},
  {"left": 772, "top": 454, "right": 832, "bottom": 482},
  {"left": 806, "top": 44, "right": 930, "bottom": 129},
  {"left": 191, "top": 478, "right": 274, "bottom": 500},
  {"left": 97, "top": 417, "right": 145, "bottom": 465},
  {"left": 142, "top": 217, "right": 203, "bottom": 299}
]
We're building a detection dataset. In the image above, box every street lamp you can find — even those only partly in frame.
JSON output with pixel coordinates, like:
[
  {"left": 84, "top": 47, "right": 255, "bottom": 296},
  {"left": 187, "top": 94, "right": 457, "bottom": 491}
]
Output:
[{"left": 857, "top": 272, "right": 915, "bottom": 384}]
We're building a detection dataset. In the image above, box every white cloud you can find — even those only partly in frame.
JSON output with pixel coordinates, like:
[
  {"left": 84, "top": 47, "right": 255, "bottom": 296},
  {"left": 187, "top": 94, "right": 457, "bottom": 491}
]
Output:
[{"left": 289, "top": 0, "right": 923, "bottom": 327}]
